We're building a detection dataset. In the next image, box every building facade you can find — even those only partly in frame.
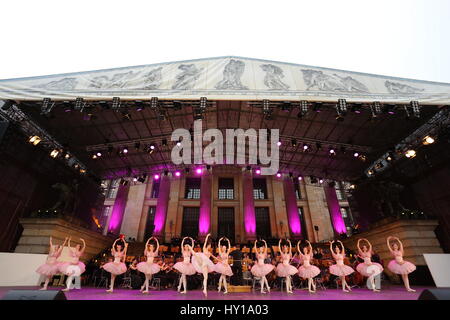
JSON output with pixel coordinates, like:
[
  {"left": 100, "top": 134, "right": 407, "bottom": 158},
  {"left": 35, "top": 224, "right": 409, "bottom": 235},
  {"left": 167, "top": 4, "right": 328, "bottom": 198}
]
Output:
[{"left": 100, "top": 166, "right": 353, "bottom": 243}]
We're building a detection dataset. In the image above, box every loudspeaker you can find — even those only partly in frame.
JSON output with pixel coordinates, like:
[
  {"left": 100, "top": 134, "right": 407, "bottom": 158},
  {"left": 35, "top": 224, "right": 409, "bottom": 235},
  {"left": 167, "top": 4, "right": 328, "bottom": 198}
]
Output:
[
  {"left": 418, "top": 288, "right": 450, "bottom": 300},
  {"left": 2, "top": 290, "right": 67, "bottom": 300}
]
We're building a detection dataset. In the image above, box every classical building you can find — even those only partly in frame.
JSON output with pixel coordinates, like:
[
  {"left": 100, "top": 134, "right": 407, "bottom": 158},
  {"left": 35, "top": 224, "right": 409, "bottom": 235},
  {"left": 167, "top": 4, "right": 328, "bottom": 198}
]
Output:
[{"left": 100, "top": 169, "right": 352, "bottom": 243}]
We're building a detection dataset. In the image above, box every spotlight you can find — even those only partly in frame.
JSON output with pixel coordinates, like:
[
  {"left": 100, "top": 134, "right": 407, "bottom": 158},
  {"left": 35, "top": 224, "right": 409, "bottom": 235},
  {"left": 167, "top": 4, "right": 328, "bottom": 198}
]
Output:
[
  {"left": 255, "top": 169, "right": 261, "bottom": 175},
  {"left": 422, "top": 135, "right": 435, "bottom": 145},
  {"left": 174, "top": 171, "right": 181, "bottom": 177},
  {"left": 313, "top": 102, "right": 322, "bottom": 112},
  {"left": 92, "top": 154, "right": 98, "bottom": 159},
  {"left": 329, "top": 148, "right": 336, "bottom": 156},
  {"left": 154, "top": 174, "right": 160, "bottom": 180},
  {"left": 120, "top": 147, "right": 128, "bottom": 155},
  {"left": 336, "top": 99, "right": 347, "bottom": 116},
  {"left": 149, "top": 144, "right": 156, "bottom": 150},
  {"left": 196, "top": 168, "right": 203, "bottom": 175},
  {"left": 374, "top": 162, "right": 384, "bottom": 169},
  {"left": 276, "top": 173, "right": 282, "bottom": 178},
  {"left": 135, "top": 100, "right": 145, "bottom": 112},
  {"left": 319, "top": 178, "right": 324, "bottom": 184},
  {"left": 96, "top": 152, "right": 102, "bottom": 157},
  {"left": 176, "top": 140, "right": 182, "bottom": 147},
  {"left": 405, "top": 149, "right": 416, "bottom": 158},
  {"left": 386, "top": 152, "right": 394, "bottom": 162},
  {"left": 277, "top": 141, "right": 282, "bottom": 146},
  {"left": 133, "top": 176, "right": 138, "bottom": 182},
  {"left": 28, "top": 135, "right": 41, "bottom": 145},
  {"left": 298, "top": 176, "right": 303, "bottom": 181},
  {"left": 351, "top": 103, "right": 362, "bottom": 114},
  {"left": 302, "top": 143, "right": 310, "bottom": 152},
  {"left": 64, "top": 152, "right": 71, "bottom": 160},
  {"left": 41, "top": 98, "right": 54, "bottom": 116},
  {"left": 358, "top": 154, "right": 367, "bottom": 162},
  {"left": 50, "top": 149, "right": 60, "bottom": 158},
  {"left": 367, "top": 169, "right": 374, "bottom": 176},
  {"left": 353, "top": 152, "right": 359, "bottom": 158},
  {"left": 291, "top": 139, "right": 297, "bottom": 147}
]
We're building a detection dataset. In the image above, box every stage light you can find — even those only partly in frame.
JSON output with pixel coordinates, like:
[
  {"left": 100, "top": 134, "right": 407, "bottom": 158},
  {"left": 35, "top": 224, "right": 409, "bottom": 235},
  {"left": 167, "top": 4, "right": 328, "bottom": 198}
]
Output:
[
  {"left": 370, "top": 102, "right": 382, "bottom": 118},
  {"left": 375, "top": 162, "right": 384, "bottom": 169},
  {"left": 277, "top": 141, "right": 282, "bottom": 146},
  {"left": 405, "top": 149, "right": 416, "bottom": 158},
  {"left": 410, "top": 101, "right": 420, "bottom": 118},
  {"left": 154, "top": 174, "right": 160, "bottom": 180},
  {"left": 176, "top": 140, "right": 182, "bottom": 147},
  {"left": 353, "top": 152, "right": 359, "bottom": 158},
  {"left": 358, "top": 154, "right": 367, "bottom": 162},
  {"left": 302, "top": 144, "right": 310, "bottom": 152},
  {"left": 41, "top": 98, "right": 54, "bottom": 116},
  {"left": 351, "top": 103, "right": 362, "bottom": 114},
  {"left": 133, "top": 176, "right": 138, "bottom": 182},
  {"left": 174, "top": 171, "right": 181, "bottom": 177},
  {"left": 112, "top": 97, "right": 121, "bottom": 110},
  {"left": 329, "top": 148, "right": 336, "bottom": 156},
  {"left": 298, "top": 176, "right": 303, "bottom": 181},
  {"left": 297, "top": 100, "right": 309, "bottom": 118},
  {"left": 386, "top": 152, "right": 394, "bottom": 162},
  {"left": 64, "top": 152, "right": 71, "bottom": 160},
  {"left": 349, "top": 184, "right": 356, "bottom": 189},
  {"left": 319, "top": 178, "right": 324, "bottom": 184},
  {"left": 149, "top": 144, "right": 156, "bottom": 150},
  {"left": 255, "top": 169, "right": 261, "bottom": 175},
  {"left": 423, "top": 135, "right": 435, "bottom": 145},
  {"left": 367, "top": 169, "right": 374, "bottom": 176},
  {"left": 263, "top": 99, "right": 273, "bottom": 120},
  {"left": 291, "top": 139, "right": 297, "bottom": 147},
  {"left": 79, "top": 168, "right": 86, "bottom": 174},
  {"left": 313, "top": 102, "right": 322, "bottom": 112},
  {"left": 336, "top": 99, "right": 347, "bottom": 118},
  {"left": 135, "top": 100, "right": 145, "bottom": 112},
  {"left": 92, "top": 154, "right": 98, "bottom": 159},
  {"left": 50, "top": 149, "right": 60, "bottom": 158},
  {"left": 196, "top": 168, "right": 203, "bottom": 175},
  {"left": 385, "top": 104, "right": 396, "bottom": 115},
  {"left": 28, "top": 135, "right": 41, "bottom": 146},
  {"left": 123, "top": 147, "right": 128, "bottom": 154},
  {"left": 276, "top": 173, "right": 282, "bottom": 178}
]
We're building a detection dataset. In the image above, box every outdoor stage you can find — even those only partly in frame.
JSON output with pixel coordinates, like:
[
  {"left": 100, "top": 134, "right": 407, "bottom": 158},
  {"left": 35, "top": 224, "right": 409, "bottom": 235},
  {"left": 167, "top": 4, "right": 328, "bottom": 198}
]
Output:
[{"left": 0, "top": 285, "right": 427, "bottom": 300}]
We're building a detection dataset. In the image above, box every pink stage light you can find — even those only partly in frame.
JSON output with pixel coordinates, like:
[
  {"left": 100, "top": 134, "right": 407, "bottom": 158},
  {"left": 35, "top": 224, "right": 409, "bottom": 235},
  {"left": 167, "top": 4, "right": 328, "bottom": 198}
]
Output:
[
  {"left": 154, "top": 174, "right": 160, "bottom": 180},
  {"left": 255, "top": 169, "right": 261, "bottom": 175},
  {"left": 196, "top": 168, "right": 203, "bottom": 175},
  {"left": 298, "top": 176, "right": 303, "bottom": 181},
  {"left": 277, "top": 141, "right": 282, "bottom": 146},
  {"left": 276, "top": 173, "right": 282, "bottom": 178},
  {"left": 174, "top": 171, "right": 181, "bottom": 177}
]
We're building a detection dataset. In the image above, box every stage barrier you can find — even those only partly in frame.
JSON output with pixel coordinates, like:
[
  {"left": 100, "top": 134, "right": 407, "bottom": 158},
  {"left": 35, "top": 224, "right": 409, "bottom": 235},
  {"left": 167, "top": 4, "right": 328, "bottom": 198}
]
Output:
[
  {"left": 423, "top": 254, "right": 450, "bottom": 287},
  {"left": 0, "top": 253, "right": 47, "bottom": 286}
]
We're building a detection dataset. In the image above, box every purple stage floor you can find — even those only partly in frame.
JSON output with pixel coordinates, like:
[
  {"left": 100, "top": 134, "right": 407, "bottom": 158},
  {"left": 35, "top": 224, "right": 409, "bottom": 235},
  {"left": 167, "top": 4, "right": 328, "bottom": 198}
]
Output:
[{"left": 0, "top": 285, "right": 426, "bottom": 300}]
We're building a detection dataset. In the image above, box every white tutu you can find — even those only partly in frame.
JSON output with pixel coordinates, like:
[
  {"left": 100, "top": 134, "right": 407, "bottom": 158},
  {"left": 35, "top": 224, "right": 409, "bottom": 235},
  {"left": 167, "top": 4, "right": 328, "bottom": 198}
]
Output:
[{"left": 191, "top": 253, "right": 215, "bottom": 273}]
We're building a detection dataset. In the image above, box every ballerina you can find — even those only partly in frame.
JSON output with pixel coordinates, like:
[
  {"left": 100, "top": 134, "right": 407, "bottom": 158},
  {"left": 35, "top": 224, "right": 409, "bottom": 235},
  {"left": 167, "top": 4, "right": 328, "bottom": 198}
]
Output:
[
  {"left": 386, "top": 236, "right": 416, "bottom": 292},
  {"left": 329, "top": 240, "right": 354, "bottom": 292},
  {"left": 356, "top": 238, "right": 384, "bottom": 292},
  {"left": 102, "top": 238, "right": 128, "bottom": 293},
  {"left": 275, "top": 239, "right": 298, "bottom": 293},
  {"left": 173, "top": 237, "right": 196, "bottom": 294},
  {"left": 36, "top": 236, "right": 68, "bottom": 290},
  {"left": 137, "top": 236, "right": 161, "bottom": 294},
  {"left": 214, "top": 237, "right": 233, "bottom": 294},
  {"left": 189, "top": 233, "right": 215, "bottom": 297},
  {"left": 297, "top": 240, "right": 321, "bottom": 293},
  {"left": 250, "top": 239, "right": 274, "bottom": 294},
  {"left": 60, "top": 237, "right": 86, "bottom": 292}
]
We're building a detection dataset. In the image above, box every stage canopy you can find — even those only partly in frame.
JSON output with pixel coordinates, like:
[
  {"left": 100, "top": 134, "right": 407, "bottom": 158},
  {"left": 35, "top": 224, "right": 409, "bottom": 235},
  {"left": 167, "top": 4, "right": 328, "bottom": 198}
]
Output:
[{"left": 1, "top": 56, "right": 449, "bottom": 104}]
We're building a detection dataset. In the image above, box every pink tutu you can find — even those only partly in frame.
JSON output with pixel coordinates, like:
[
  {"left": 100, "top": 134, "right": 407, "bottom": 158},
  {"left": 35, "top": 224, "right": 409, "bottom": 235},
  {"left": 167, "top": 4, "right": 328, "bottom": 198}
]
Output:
[
  {"left": 136, "top": 262, "right": 160, "bottom": 275},
  {"left": 36, "top": 262, "right": 61, "bottom": 276},
  {"left": 173, "top": 261, "right": 196, "bottom": 275},
  {"left": 298, "top": 265, "right": 321, "bottom": 279},
  {"left": 191, "top": 253, "right": 215, "bottom": 273},
  {"left": 59, "top": 262, "right": 86, "bottom": 276},
  {"left": 387, "top": 260, "right": 416, "bottom": 275},
  {"left": 329, "top": 264, "right": 354, "bottom": 277},
  {"left": 275, "top": 263, "right": 298, "bottom": 277},
  {"left": 215, "top": 263, "right": 233, "bottom": 276},
  {"left": 251, "top": 263, "right": 275, "bottom": 277},
  {"left": 356, "top": 262, "right": 384, "bottom": 277},
  {"left": 102, "top": 262, "right": 127, "bottom": 275}
]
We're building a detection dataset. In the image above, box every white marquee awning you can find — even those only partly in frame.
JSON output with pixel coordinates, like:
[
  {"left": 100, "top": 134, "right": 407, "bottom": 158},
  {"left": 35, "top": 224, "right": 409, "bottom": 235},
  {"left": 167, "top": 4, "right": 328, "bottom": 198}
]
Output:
[{"left": 0, "top": 56, "right": 449, "bottom": 104}]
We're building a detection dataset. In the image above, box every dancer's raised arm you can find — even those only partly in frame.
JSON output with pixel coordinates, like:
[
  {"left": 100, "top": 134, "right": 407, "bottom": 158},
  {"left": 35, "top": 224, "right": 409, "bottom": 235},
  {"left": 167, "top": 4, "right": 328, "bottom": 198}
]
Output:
[
  {"left": 111, "top": 238, "right": 119, "bottom": 254},
  {"left": 226, "top": 238, "right": 231, "bottom": 255},
  {"left": 79, "top": 238, "right": 86, "bottom": 254},
  {"left": 287, "top": 239, "right": 293, "bottom": 255},
  {"left": 203, "top": 234, "right": 211, "bottom": 251},
  {"left": 154, "top": 237, "right": 160, "bottom": 254},
  {"left": 57, "top": 237, "right": 68, "bottom": 255},
  {"left": 329, "top": 240, "right": 336, "bottom": 257},
  {"left": 262, "top": 239, "right": 268, "bottom": 254},
  {"left": 144, "top": 237, "right": 151, "bottom": 254},
  {"left": 357, "top": 238, "right": 363, "bottom": 254},
  {"left": 386, "top": 236, "right": 394, "bottom": 253},
  {"left": 306, "top": 240, "right": 313, "bottom": 256},
  {"left": 338, "top": 240, "right": 345, "bottom": 256},
  {"left": 278, "top": 239, "right": 282, "bottom": 254},
  {"left": 218, "top": 237, "right": 224, "bottom": 254},
  {"left": 297, "top": 240, "right": 303, "bottom": 257}
]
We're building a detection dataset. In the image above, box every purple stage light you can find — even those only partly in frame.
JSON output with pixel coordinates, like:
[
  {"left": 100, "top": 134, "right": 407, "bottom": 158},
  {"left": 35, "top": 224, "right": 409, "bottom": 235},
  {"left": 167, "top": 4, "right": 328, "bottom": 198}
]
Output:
[
  {"left": 277, "top": 141, "right": 282, "bottom": 146},
  {"left": 255, "top": 169, "right": 261, "bottom": 175},
  {"left": 276, "top": 173, "right": 282, "bottom": 178},
  {"left": 154, "top": 174, "right": 160, "bottom": 180},
  {"left": 174, "top": 171, "right": 181, "bottom": 177},
  {"left": 196, "top": 168, "right": 203, "bottom": 175}
]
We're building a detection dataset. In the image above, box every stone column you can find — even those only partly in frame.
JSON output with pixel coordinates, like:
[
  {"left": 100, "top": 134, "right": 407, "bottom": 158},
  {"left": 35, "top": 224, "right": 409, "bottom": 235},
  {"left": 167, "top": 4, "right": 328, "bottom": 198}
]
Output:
[
  {"left": 283, "top": 176, "right": 303, "bottom": 239},
  {"left": 119, "top": 183, "right": 148, "bottom": 239},
  {"left": 153, "top": 175, "right": 171, "bottom": 239},
  {"left": 324, "top": 185, "right": 347, "bottom": 235},
  {"left": 107, "top": 184, "right": 129, "bottom": 235},
  {"left": 242, "top": 170, "right": 257, "bottom": 240},
  {"left": 199, "top": 169, "right": 212, "bottom": 240}
]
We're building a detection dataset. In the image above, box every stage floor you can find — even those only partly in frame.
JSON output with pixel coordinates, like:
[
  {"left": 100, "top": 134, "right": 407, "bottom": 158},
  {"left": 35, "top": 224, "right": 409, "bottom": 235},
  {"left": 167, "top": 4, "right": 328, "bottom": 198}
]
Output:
[{"left": 0, "top": 285, "right": 426, "bottom": 300}]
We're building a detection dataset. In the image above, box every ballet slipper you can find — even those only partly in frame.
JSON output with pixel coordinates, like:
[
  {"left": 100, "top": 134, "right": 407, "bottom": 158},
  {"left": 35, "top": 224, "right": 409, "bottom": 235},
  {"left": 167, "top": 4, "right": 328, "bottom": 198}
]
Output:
[
  {"left": 62, "top": 288, "right": 70, "bottom": 292},
  {"left": 180, "top": 290, "right": 187, "bottom": 294},
  {"left": 106, "top": 288, "right": 113, "bottom": 293},
  {"left": 223, "top": 290, "right": 228, "bottom": 294},
  {"left": 407, "top": 288, "right": 416, "bottom": 292},
  {"left": 142, "top": 290, "right": 149, "bottom": 294},
  {"left": 39, "top": 287, "right": 47, "bottom": 291}
]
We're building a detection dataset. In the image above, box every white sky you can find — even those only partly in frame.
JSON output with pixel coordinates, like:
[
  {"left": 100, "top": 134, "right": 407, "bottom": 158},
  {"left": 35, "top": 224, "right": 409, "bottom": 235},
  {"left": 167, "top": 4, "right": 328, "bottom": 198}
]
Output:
[{"left": 0, "top": 0, "right": 449, "bottom": 82}]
